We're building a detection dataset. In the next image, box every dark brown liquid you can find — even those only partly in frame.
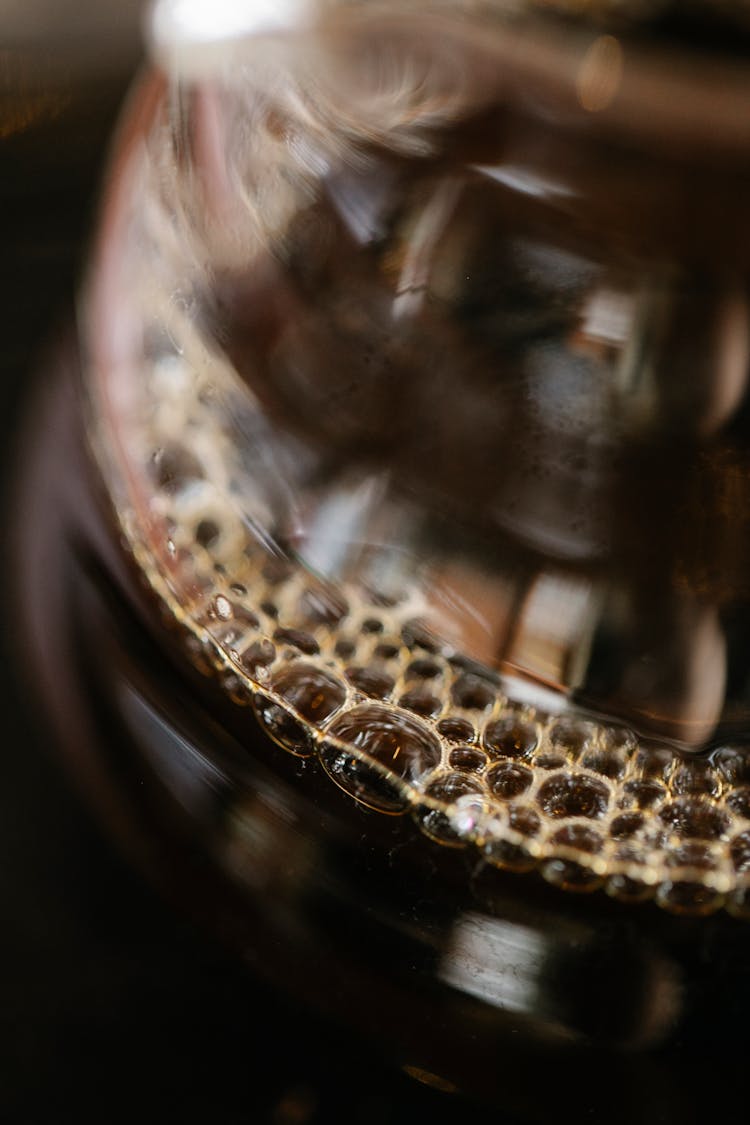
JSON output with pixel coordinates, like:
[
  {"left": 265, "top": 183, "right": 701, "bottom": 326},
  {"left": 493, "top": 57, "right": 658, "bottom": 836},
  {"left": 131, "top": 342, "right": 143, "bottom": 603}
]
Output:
[
  {"left": 15, "top": 340, "right": 750, "bottom": 1122},
  {"left": 78, "top": 69, "right": 750, "bottom": 914},
  {"left": 162, "top": 79, "right": 750, "bottom": 756}
]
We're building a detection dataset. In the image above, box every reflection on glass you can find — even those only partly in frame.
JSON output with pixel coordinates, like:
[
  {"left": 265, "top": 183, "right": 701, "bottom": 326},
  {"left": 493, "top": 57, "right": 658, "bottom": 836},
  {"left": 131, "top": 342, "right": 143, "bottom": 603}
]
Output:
[{"left": 83, "top": 0, "right": 750, "bottom": 918}]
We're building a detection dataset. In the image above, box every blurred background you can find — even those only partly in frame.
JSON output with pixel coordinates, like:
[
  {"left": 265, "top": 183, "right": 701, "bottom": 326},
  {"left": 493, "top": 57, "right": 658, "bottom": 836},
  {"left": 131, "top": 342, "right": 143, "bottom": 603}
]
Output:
[{"left": 0, "top": 5, "right": 485, "bottom": 1120}]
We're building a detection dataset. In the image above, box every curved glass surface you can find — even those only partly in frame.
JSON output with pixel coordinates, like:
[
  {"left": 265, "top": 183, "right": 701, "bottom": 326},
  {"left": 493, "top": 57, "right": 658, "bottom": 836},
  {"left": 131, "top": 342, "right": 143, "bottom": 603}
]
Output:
[{"left": 83, "top": 2, "right": 750, "bottom": 914}]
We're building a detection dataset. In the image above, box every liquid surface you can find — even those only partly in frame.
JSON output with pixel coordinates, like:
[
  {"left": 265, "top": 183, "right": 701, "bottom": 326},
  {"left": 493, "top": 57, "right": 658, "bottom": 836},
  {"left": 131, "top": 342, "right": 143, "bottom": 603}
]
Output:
[
  {"left": 121, "top": 481, "right": 750, "bottom": 915},
  {"left": 85, "top": 26, "right": 750, "bottom": 915}
]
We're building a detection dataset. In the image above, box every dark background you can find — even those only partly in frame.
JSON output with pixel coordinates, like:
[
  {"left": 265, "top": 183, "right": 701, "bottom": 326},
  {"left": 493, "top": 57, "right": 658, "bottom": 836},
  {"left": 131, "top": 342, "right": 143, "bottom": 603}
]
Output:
[{"left": 0, "top": 27, "right": 479, "bottom": 1125}]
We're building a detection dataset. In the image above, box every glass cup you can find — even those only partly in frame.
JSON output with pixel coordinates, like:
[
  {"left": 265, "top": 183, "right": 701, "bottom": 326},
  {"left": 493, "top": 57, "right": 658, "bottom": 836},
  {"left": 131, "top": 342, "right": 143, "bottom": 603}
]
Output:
[{"left": 19, "top": 0, "right": 750, "bottom": 1108}]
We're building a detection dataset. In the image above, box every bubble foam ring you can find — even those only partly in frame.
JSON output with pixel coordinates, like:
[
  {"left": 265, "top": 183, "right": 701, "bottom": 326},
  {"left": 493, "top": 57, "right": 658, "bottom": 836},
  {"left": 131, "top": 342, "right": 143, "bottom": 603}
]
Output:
[{"left": 104, "top": 367, "right": 749, "bottom": 917}]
